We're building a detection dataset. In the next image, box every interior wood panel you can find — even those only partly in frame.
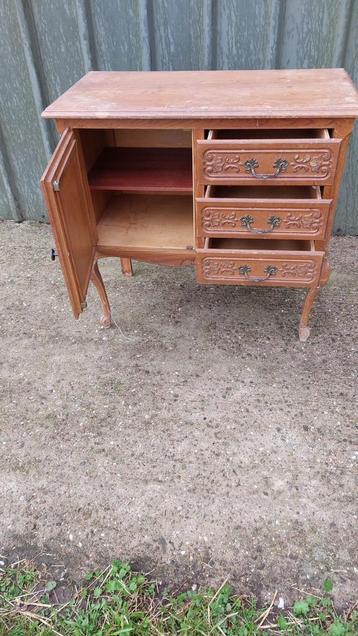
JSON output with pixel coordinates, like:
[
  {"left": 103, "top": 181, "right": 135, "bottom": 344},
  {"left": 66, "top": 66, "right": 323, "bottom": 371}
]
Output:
[
  {"left": 89, "top": 147, "right": 192, "bottom": 193},
  {"left": 208, "top": 238, "right": 312, "bottom": 251},
  {"left": 97, "top": 194, "right": 194, "bottom": 251},
  {"left": 79, "top": 129, "right": 112, "bottom": 170},
  {"left": 213, "top": 129, "right": 324, "bottom": 139},
  {"left": 207, "top": 185, "right": 320, "bottom": 199},
  {"left": 113, "top": 129, "right": 192, "bottom": 147}
]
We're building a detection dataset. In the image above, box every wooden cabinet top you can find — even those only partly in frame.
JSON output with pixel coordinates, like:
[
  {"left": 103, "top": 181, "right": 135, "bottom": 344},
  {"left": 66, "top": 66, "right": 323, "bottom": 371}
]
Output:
[{"left": 42, "top": 69, "right": 358, "bottom": 121}]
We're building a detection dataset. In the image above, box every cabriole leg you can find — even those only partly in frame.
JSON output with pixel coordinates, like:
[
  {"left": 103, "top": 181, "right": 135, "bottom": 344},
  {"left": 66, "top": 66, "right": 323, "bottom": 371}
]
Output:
[
  {"left": 91, "top": 259, "right": 112, "bottom": 328},
  {"left": 320, "top": 256, "right": 331, "bottom": 286},
  {"left": 299, "top": 285, "right": 320, "bottom": 342},
  {"left": 120, "top": 258, "right": 133, "bottom": 277}
]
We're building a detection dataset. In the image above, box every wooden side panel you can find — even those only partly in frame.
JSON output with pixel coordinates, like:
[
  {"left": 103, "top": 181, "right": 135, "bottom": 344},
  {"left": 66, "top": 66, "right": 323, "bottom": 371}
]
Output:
[
  {"left": 320, "top": 120, "right": 355, "bottom": 247},
  {"left": 193, "top": 129, "right": 205, "bottom": 248},
  {"left": 78, "top": 129, "right": 110, "bottom": 171},
  {"left": 41, "top": 129, "right": 96, "bottom": 318}
]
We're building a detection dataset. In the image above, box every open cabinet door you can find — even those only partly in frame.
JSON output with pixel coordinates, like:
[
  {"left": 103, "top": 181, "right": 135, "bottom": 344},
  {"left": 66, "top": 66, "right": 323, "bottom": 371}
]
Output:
[{"left": 41, "top": 129, "right": 96, "bottom": 318}]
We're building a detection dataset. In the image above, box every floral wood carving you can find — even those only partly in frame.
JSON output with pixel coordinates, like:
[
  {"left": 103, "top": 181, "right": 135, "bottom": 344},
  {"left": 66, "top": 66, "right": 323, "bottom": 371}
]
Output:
[
  {"left": 202, "top": 259, "right": 317, "bottom": 282},
  {"left": 283, "top": 210, "right": 323, "bottom": 233},
  {"left": 201, "top": 208, "right": 324, "bottom": 234},
  {"left": 202, "top": 151, "right": 242, "bottom": 176},
  {"left": 202, "top": 208, "right": 239, "bottom": 230},
  {"left": 280, "top": 262, "right": 316, "bottom": 281},
  {"left": 202, "top": 149, "right": 334, "bottom": 179},
  {"left": 290, "top": 150, "right": 333, "bottom": 177},
  {"left": 203, "top": 259, "right": 240, "bottom": 278}
]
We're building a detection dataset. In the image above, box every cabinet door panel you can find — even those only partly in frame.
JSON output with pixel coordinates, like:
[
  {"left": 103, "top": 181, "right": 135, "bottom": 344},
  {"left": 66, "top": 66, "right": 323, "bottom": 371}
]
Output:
[{"left": 41, "top": 129, "right": 96, "bottom": 318}]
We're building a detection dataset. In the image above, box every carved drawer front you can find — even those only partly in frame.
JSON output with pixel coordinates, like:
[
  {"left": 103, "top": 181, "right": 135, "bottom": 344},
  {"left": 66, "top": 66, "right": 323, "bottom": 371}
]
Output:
[
  {"left": 197, "top": 137, "right": 341, "bottom": 186},
  {"left": 196, "top": 197, "right": 331, "bottom": 240},
  {"left": 196, "top": 239, "right": 323, "bottom": 287}
]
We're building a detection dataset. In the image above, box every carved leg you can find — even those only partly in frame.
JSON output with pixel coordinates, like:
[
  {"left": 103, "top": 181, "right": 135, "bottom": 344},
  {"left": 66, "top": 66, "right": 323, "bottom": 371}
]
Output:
[
  {"left": 299, "top": 285, "right": 320, "bottom": 342},
  {"left": 120, "top": 258, "right": 133, "bottom": 277},
  {"left": 91, "top": 260, "right": 112, "bottom": 328},
  {"left": 320, "top": 256, "right": 331, "bottom": 286}
]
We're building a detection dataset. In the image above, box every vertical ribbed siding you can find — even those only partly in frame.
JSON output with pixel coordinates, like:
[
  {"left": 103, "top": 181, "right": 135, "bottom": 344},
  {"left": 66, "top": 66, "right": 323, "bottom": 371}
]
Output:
[{"left": 0, "top": 0, "right": 357, "bottom": 232}]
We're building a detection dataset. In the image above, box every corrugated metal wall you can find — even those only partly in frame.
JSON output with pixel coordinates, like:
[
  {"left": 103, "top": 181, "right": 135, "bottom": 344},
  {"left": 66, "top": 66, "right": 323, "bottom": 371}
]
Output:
[{"left": 0, "top": 0, "right": 357, "bottom": 233}]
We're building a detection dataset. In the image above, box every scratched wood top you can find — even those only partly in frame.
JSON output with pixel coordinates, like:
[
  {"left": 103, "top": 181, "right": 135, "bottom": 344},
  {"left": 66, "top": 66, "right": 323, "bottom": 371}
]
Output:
[{"left": 42, "top": 69, "right": 358, "bottom": 120}]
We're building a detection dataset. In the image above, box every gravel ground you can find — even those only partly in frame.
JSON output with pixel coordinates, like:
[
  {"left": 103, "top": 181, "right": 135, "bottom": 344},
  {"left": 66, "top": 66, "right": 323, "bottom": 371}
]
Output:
[{"left": 0, "top": 220, "right": 357, "bottom": 605}]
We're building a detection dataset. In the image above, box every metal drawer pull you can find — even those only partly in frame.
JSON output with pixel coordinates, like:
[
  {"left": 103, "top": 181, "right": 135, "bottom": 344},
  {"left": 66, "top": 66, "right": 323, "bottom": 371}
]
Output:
[
  {"left": 239, "top": 264, "right": 277, "bottom": 282},
  {"left": 244, "top": 158, "right": 288, "bottom": 179},
  {"left": 240, "top": 215, "right": 281, "bottom": 234}
]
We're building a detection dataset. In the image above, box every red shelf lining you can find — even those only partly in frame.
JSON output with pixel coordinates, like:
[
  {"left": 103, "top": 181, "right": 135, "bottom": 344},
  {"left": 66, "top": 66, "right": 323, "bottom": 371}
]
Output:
[{"left": 88, "top": 147, "right": 193, "bottom": 192}]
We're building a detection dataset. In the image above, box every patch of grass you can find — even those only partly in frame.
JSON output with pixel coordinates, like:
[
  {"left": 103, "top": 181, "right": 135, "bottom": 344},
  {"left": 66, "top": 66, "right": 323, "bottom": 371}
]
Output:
[{"left": 0, "top": 559, "right": 356, "bottom": 635}]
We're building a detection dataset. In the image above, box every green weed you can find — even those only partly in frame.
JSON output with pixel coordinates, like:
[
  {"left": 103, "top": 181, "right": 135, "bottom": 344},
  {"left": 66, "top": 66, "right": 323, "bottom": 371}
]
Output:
[{"left": 0, "top": 559, "right": 356, "bottom": 635}]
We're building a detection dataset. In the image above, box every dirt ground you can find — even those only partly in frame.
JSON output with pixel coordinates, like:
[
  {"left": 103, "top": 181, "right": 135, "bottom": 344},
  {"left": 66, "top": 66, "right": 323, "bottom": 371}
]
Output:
[{"left": 0, "top": 220, "right": 357, "bottom": 605}]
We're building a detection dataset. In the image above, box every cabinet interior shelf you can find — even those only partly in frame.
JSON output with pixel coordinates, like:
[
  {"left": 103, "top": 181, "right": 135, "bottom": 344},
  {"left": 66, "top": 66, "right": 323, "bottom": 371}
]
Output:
[
  {"left": 97, "top": 194, "right": 194, "bottom": 252},
  {"left": 89, "top": 147, "right": 193, "bottom": 193}
]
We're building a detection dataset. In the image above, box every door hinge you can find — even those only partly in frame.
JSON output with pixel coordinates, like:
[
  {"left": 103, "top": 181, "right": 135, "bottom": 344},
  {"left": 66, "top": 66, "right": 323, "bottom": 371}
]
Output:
[
  {"left": 52, "top": 180, "right": 60, "bottom": 192},
  {"left": 80, "top": 301, "right": 88, "bottom": 311}
]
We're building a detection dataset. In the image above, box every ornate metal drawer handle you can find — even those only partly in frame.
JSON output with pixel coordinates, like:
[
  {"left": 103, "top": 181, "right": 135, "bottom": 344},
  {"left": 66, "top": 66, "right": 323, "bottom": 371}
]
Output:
[
  {"left": 244, "top": 158, "right": 289, "bottom": 179},
  {"left": 240, "top": 215, "right": 281, "bottom": 234},
  {"left": 239, "top": 264, "right": 277, "bottom": 282}
]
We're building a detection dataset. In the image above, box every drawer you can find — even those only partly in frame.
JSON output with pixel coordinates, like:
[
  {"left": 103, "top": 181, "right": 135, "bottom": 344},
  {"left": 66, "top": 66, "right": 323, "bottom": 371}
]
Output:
[
  {"left": 196, "top": 185, "right": 332, "bottom": 240},
  {"left": 197, "top": 129, "right": 341, "bottom": 186},
  {"left": 196, "top": 238, "right": 323, "bottom": 287}
]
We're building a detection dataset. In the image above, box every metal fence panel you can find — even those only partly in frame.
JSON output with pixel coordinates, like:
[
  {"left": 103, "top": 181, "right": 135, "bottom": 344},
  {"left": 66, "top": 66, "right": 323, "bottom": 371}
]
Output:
[{"left": 0, "top": 0, "right": 357, "bottom": 232}]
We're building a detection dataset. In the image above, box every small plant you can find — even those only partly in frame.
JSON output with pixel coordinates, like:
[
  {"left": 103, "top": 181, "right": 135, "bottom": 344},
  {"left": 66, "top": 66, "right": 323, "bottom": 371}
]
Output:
[{"left": 0, "top": 559, "right": 357, "bottom": 635}]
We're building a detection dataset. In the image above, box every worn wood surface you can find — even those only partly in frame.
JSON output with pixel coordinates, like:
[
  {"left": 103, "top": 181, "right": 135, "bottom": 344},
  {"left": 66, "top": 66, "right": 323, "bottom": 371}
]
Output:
[
  {"left": 41, "top": 129, "right": 96, "bottom": 317},
  {"left": 42, "top": 69, "right": 358, "bottom": 120}
]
